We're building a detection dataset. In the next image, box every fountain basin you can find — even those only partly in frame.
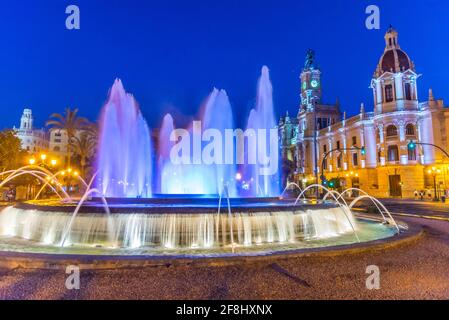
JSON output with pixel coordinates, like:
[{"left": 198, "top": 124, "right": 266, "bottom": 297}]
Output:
[{"left": 0, "top": 199, "right": 398, "bottom": 257}]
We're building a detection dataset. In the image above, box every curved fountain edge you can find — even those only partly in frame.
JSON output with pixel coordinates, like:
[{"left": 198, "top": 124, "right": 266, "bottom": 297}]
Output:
[{"left": 0, "top": 218, "right": 424, "bottom": 270}]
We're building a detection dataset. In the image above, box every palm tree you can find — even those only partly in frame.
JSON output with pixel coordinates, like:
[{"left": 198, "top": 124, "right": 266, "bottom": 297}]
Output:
[
  {"left": 46, "top": 107, "right": 89, "bottom": 169},
  {"left": 71, "top": 127, "right": 97, "bottom": 178}
]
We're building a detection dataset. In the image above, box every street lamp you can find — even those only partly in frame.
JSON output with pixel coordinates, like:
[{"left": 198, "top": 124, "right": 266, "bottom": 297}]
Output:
[
  {"left": 29, "top": 158, "right": 36, "bottom": 165},
  {"left": 40, "top": 154, "right": 47, "bottom": 162},
  {"left": 50, "top": 159, "right": 57, "bottom": 167},
  {"left": 427, "top": 167, "right": 441, "bottom": 201}
]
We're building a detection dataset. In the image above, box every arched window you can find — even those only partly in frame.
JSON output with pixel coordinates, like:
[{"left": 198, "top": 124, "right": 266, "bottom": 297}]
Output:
[
  {"left": 388, "top": 145, "right": 399, "bottom": 162},
  {"left": 54, "top": 146, "right": 60, "bottom": 152},
  {"left": 386, "top": 125, "right": 398, "bottom": 137},
  {"left": 405, "top": 124, "right": 415, "bottom": 136}
]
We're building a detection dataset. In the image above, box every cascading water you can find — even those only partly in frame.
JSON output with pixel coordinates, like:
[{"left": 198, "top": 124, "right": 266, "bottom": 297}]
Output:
[
  {"left": 0, "top": 205, "right": 359, "bottom": 250},
  {"left": 96, "top": 79, "right": 152, "bottom": 198}
]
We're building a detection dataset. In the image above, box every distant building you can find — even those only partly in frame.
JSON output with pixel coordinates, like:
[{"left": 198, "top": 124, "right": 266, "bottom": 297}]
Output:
[
  {"left": 49, "top": 128, "right": 87, "bottom": 166},
  {"left": 13, "top": 109, "right": 48, "bottom": 153},
  {"left": 279, "top": 27, "right": 449, "bottom": 198}
]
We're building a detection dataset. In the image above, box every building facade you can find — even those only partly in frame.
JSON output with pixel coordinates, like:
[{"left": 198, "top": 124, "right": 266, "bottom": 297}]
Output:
[
  {"left": 13, "top": 108, "right": 87, "bottom": 167},
  {"left": 13, "top": 109, "right": 49, "bottom": 153},
  {"left": 280, "top": 27, "right": 449, "bottom": 198}
]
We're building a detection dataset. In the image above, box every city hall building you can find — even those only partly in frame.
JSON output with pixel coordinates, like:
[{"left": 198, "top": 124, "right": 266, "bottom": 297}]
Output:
[{"left": 279, "top": 27, "right": 449, "bottom": 198}]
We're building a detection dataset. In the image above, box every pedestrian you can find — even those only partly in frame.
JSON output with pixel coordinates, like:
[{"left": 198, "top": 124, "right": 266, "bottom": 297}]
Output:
[
  {"left": 419, "top": 191, "right": 424, "bottom": 201},
  {"left": 414, "top": 190, "right": 418, "bottom": 200},
  {"left": 6, "top": 189, "right": 13, "bottom": 202}
]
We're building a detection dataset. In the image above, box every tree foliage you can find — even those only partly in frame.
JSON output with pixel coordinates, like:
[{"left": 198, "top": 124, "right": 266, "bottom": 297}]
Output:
[
  {"left": 46, "top": 107, "right": 89, "bottom": 167},
  {"left": 0, "top": 129, "right": 26, "bottom": 172}
]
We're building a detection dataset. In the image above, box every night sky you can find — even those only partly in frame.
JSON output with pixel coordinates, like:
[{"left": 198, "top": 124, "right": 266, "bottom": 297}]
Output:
[{"left": 0, "top": 0, "right": 448, "bottom": 129}]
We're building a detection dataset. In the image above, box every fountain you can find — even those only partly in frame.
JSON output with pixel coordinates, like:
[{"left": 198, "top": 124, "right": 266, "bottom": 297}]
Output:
[
  {"left": 245, "top": 66, "right": 280, "bottom": 197},
  {"left": 157, "top": 89, "right": 237, "bottom": 196},
  {"left": 0, "top": 67, "right": 402, "bottom": 257},
  {"left": 96, "top": 79, "right": 152, "bottom": 198}
]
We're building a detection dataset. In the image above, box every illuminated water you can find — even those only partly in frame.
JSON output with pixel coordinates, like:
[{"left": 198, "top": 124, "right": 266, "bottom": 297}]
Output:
[
  {"left": 158, "top": 89, "right": 237, "bottom": 196},
  {"left": 97, "top": 66, "right": 278, "bottom": 198},
  {"left": 245, "top": 66, "right": 280, "bottom": 197},
  {"left": 96, "top": 79, "right": 152, "bottom": 198},
  {"left": 0, "top": 199, "right": 398, "bottom": 257}
]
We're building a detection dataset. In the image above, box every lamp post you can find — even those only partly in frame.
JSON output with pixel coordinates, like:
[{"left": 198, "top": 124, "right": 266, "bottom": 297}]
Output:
[
  {"left": 408, "top": 140, "right": 449, "bottom": 201},
  {"left": 427, "top": 167, "right": 441, "bottom": 201}
]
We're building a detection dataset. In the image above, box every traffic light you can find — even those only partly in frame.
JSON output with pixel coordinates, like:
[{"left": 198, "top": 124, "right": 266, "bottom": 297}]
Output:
[
  {"left": 360, "top": 146, "right": 366, "bottom": 156},
  {"left": 328, "top": 181, "right": 335, "bottom": 188},
  {"left": 408, "top": 140, "right": 416, "bottom": 150},
  {"left": 320, "top": 175, "right": 328, "bottom": 186}
]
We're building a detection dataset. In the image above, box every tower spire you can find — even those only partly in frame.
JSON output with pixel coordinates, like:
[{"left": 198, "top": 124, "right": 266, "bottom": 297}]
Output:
[
  {"left": 429, "top": 88, "right": 435, "bottom": 101},
  {"left": 384, "top": 25, "right": 399, "bottom": 50}
]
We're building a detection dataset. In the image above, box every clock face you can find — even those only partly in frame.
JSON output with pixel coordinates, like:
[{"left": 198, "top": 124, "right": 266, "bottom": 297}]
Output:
[{"left": 311, "top": 80, "right": 319, "bottom": 88}]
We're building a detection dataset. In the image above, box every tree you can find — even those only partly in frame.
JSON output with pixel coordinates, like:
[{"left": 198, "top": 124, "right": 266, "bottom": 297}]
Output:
[
  {"left": 71, "top": 125, "right": 97, "bottom": 178},
  {"left": 0, "top": 130, "right": 26, "bottom": 172},
  {"left": 281, "top": 158, "right": 296, "bottom": 188},
  {"left": 46, "top": 107, "right": 89, "bottom": 168}
]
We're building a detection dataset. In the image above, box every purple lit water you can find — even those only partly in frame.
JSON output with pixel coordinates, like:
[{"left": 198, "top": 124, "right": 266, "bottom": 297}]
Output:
[
  {"left": 245, "top": 66, "right": 280, "bottom": 197},
  {"left": 96, "top": 79, "right": 152, "bottom": 198},
  {"left": 96, "top": 67, "right": 278, "bottom": 198}
]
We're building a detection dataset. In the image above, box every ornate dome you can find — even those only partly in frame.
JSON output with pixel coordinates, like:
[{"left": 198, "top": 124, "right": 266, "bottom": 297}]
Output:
[{"left": 374, "top": 26, "right": 415, "bottom": 77}]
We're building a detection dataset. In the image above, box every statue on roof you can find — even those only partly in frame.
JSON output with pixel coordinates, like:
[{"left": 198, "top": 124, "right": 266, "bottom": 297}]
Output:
[{"left": 304, "top": 49, "right": 316, "bottom": 70}]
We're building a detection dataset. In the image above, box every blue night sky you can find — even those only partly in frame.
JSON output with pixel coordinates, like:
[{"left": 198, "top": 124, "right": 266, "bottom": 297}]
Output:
[{"left": 0, "top": 0, "right": 448, "bottom": 129}]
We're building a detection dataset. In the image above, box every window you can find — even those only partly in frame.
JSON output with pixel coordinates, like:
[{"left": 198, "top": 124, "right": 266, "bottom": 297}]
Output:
[
  {"left": 404, "top": 83, "right": 412, "bottom": 100},
  {"left": 54, "top": 146, "right": 60, "bottom": 152},
  {"left": 317, "top": 118, "right": 330, "bottom": 130},
  {"left": 323, "top": 144, "right": 327, "bottom": 154},
  {"left": 378, "top": 150, "right": 382, "bottom": 163},
  {"left": 388, "top": 145, "right": 399, "bottom": 162},
  {"left": 323, "top": 159, "right": 328, "bottom": 170},
  {"left": 408, "top": 147, "right": 417, "bottom": 161},
  {"left": 337, "top": 155, "right": 342, "bottom": 169},
  {"left": 352, "top": 136, "right": 357, "bottom": 146},
  {"left": 405, "top": 124, "right": 415, "bottom": 136},
  {"left": 385, "top": 84, "right": 394, "bottom": 102},
  {"left": 386, "top": 125, "right": 398, "bottom": 137},
  {"left": 336, "top": 141, "right": 341, "bottom": 150},
  {"left": 353, "top": 153, "right": 359, "bottom": 167},
  {"left": 55, "top": 139, "right": 62, "bottom": 143}
]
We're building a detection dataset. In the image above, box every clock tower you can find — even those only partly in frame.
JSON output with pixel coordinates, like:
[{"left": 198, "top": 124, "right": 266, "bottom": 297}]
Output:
[
  {"left": 296, "top": 49, "right": 341, "bottom": 181},
  {"left": 300, "top": 49, "right": 322, "bottom": 111}
]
